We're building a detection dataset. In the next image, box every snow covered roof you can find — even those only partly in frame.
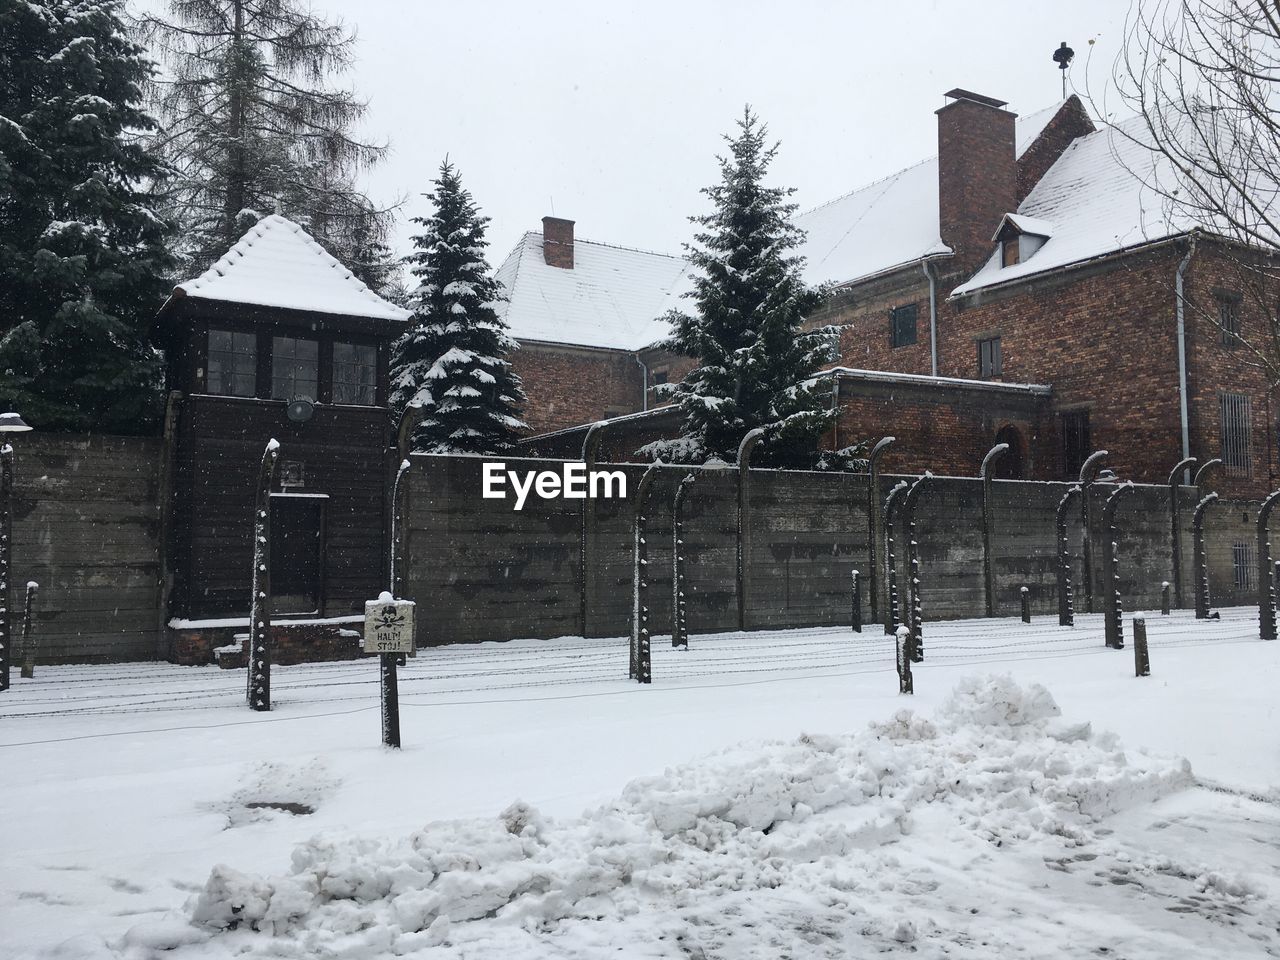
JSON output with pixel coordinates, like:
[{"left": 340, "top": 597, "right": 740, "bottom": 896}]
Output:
[
  {"left": 952, "top": 116, "right": 1193, "bottom": 298},
  {"left": 993, "top": 213, "right": 1055, "bottom": 240},
  {"left": 793, "top": 100, "right": 1071, "bottom": 288},
  {"left": 174, "top": 215, "right": 411, "bottom": 322},
  {"left": 494, "top": 232, "right": 693, "bottom": 350},
  {"left": 829, "top": 366, "right": 1051, "bottom": 397}
]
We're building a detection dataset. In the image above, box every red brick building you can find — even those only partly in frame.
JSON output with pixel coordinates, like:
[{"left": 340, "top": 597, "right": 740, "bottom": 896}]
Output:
[{"left": 496, "top": 89, "right": 1277, "bottom": 498}]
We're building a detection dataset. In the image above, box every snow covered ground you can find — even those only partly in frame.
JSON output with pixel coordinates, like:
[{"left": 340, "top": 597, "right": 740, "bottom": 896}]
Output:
[{"left": 2, "top": 608, "right": 1278, "bottom": 958}]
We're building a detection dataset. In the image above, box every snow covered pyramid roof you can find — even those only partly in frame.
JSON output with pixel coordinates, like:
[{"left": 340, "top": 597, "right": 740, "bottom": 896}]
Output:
[
  {"left": 793, "top": 100, "right": 1071, "bottom": 287},
  {"left": 494, "top": 232, "right": 693, "bottom": 351},
  {"left": 174, "top": 215, "right": 410, "bottom": 322}
]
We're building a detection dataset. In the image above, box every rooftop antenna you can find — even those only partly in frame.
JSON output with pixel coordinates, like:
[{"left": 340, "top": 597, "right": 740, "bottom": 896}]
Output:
[{"left": 1053, "top": 41, "right": 1075, "bottom": 99}]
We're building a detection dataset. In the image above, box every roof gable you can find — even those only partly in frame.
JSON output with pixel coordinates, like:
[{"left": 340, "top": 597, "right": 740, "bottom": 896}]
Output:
[{"left": 174, "top": 215, "right": 410, "bottom": 322}]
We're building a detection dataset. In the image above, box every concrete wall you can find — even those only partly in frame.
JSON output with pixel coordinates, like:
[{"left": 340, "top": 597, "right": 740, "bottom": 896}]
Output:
[{"left": 402, "top": 454, "right": 1263, "bottom": 646}]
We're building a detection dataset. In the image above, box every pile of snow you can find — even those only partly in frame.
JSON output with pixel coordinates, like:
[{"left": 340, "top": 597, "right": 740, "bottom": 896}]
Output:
[{"left": 133, "top": 676, "right": 1194, "bottom": 957}]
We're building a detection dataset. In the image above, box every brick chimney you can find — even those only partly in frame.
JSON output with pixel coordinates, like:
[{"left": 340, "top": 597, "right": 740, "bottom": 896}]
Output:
[
  {"left": 542, "top": 216, "right": 575, "bottom": 269},
  {"left": 936, "top": 89, "right": 1017, "bottom": 275}
]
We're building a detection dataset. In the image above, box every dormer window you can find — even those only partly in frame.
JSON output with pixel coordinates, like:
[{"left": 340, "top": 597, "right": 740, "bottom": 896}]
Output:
[{"left": 992, "top": 213, "right": 1053, "bottom": 269}]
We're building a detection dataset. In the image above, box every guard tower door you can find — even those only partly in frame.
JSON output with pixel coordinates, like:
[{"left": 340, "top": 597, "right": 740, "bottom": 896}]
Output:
[{"left": 270, "top": 493, "right": 327, "bottom": 615}]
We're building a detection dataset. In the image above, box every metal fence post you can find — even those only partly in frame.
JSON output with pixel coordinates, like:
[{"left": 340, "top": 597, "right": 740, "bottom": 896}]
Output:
[
  {"left": 247, "top": 439, "right": 281, "bottom": 711},
  {"left": 1020, "top": 586, "right": 1031, "bottom": 623},
  {"left": 866, "top": 437, "right": 895, "bottom": 623},
  {"left": 0, "top": 445, "right": 12, "bottom": 692},
  {"left": 581, "top": 421, "right": 607, "bottom": 638},
  {"left": 1078, "top": 451, "right": 1109, "bottom": 614},
  {"left": 895, "top": 624, "right": 913, "bottom": 694},
  {"left": 671, "top": 472, "right": 696, "bottom": 650},
  {"left": 1133, "top": 613, "right": 1150, "bottom": 677},
  {"left": 1102, "top": 482, "right": 1135, "bottom": 649},
  {"left": 18, "top": 581, "right": 37, "bottom": 679},
  {"left": 1257, "top": 489, "right": 1280, "bottom": 640},
  {"left": 631, "top": 464, "right": 660, "bottom": 683},
  {"left": 1192, "top": 491, "right": 1218, "bottom": 619},
  {"left": 903, "top": 475, "right": 929, "bottom": 662},
  {"left": 736, "top": 428, "right": 766, "bottom": 633},
  {"left": 1167, "top": 457, "right": 1196, "bottom": 609},
  {"left": 1056, "top": 485, "right": 1080, "bottom": 626},
  {"left": 883, "top": 481, "right": 909, "bottom": 635},
  {"left": 980, "top": 443, "right": 1009, "bottom": 618},
  {"left": 851, "top": 569, "right": 862, "bottom": 633}
]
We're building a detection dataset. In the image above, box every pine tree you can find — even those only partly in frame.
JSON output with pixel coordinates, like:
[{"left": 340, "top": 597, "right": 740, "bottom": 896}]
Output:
[
  {"left": 390, "top": 161, "right": 526, "bottom": 454},
  {"left": 135, "top": 0, "right": 393, "bottom": 279},
  {"left": 648, "top": 107, "right": 836, "bottom": 468},
  {"left": 0, "top": 0, "right": 174, "bottom": 433}
]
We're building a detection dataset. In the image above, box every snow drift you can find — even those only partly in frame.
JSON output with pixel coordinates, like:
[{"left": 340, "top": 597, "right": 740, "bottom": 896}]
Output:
[{"left": 162, "top": 675, "right": 1192, "bottom": 957}]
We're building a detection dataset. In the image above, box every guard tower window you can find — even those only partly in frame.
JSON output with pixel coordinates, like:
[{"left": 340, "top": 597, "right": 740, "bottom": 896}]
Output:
[
  {"left": 333, "top": 343, "right": 377, "bottom": 405},
  {"left": 207, "top": 329, "right": 257, "bottom": 397},
  {"left": 272, "top": 336, "right": 319, "bottom": 402},
  {"left": 890, "top": 304, "right": 918, "bottom": 348}
]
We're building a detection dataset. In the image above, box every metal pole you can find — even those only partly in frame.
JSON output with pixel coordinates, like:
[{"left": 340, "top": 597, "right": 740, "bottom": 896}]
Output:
[
  {"left": 1102, "top": 482, "right": 1135, "bottom": 649},
  {"left": 0, "top": 445, "right": 12, "bottom": 692},
  {"left": 903, "top": 474, "right": 929, "bottom": 662},
  {"left": 1167, "top": 457, "right": 1196, "bottom": 609},
  {"left": 980, "top": 443, "right": 1009, "bottom": 617},
  {"left": 883, "top": 481, "right": 909, "bottom": 635},
  {"left": 851, "top": 569, "right": 862, "bottom": 633},
  {"left": 1078, "top": 450, "right": 1109, "bottom": 614},
  {"left": 380, "top": 652, "right": 401, "bottom": 747},
  {"left": 1133, "top": 614, "right": 1150, "bottom": 677},
  {"left": 1257, "top": 489, "right": 1280, "bottom": 640},
  {"left": 18, "top": 581, "right": 37, "bottom": 679},
  {"left": 672, "top": 472, "right": 696, "bottom": 649},
  {"left": 1020, "top": 586, "right": 1031, "bottom": 623},
  {"left": 1055, "top": 485, "right": 1080, "bottom": 626},
  {"left": 866, "top": 437, "right": 895, "bottom": 622},
  {"left": 631, "top": 464, "right": 660, "bottom": 682},
  {"left": 736, "top": 428, "right": 766, "bottom": 632},
  {"left": 1192, "top": 492, "right": 1218, "bottom": 619},
  {"left": 247, "top": 439, "right": 281, "bottom": 711}
]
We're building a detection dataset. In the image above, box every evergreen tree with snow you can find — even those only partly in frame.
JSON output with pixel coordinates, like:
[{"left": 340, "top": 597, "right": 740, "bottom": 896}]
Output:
[
  {"left": 0, "top": 0, "right": 174, "bottom": 433},
  {"left": 390, "top": 161, "right": 526, "bottom": 454},
  {"left": 135, "top": 0, "right": 393, "bottom": 280},
  {"left": 647, "top": 107, "right": 836, "bottom": 469}
]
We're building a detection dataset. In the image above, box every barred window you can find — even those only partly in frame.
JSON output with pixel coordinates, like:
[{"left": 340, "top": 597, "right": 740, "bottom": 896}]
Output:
[
  {"left": 890, "top": 304, "right": 917, "bottom": 348},
  {"left": 1060, "top": 409, "right": 1091, "bottom": 478},
  {"left": 1219, "top": 392, "right": 1252, "bottom": 476},
  {"left": 1217, "top": 293, "right": 1241, "bottom": 347},
  {"left": 1232, "top": 541, "right": 1255, "bottom": 591}
]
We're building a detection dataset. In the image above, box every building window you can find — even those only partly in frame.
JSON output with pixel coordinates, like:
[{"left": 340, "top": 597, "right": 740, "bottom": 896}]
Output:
[
  {"left": 978, "top": 336, "right": 1002, "bottom": 378},
  {"left": 271, "top": 336, "right": 319, "bottom": 401},
  {"left": 890, "top": 304, "right": 917, "bottom": 348},
  {"left": 1060, "top": 409, "right": 1091, "bottom": 478},
  {"left": 207, "top": 329, "right": 257, "bottom": 397},
  {"left": 1219, "top": 391, "right": 1252, "bottom": 476},
  {"left": 1001, "top": 237, "right": 1019, "bottom": 267},
  {"left": 651, "top": 369, "right": 669, "bottom": 386},
  {"left": 333, "top": 342, "right": 377, "bottom": 406},
  {"left": 1217, "top": 293, "right": 1241, "bottom": 347},
  {"left": 1232, "top": 541, "right": 1255, "bottom": 591}
]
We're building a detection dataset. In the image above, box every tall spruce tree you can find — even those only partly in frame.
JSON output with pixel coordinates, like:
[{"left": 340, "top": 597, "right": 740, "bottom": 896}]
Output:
[
  {"left": 135, "top": 0, "right": 393, "bottom": 281},
  {"left": 390, "top": 161, "right": 526, "bottom": 454},
  {"left": 0, "top": 0, "right": 174, "bottom": 433},
  {"left": 649, "top": 107, "right": 836, "bottom": 468}
]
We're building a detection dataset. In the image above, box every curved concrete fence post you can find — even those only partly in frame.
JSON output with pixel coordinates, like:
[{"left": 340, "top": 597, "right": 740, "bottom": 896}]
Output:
[
  {"left": 902, "top": 474, "right": 931, "bottom": 661},
  {"left": 1256, "top": 489, "right": 1280, "bottom": 640},
  {"left": 1191, "top": 491, "right": 1218, "bottom": 619},
  {"left": 1167, "top": 456, "right": 1197, "bottom": 608},
  {"left": 631, "top": 463, "right": 661, "bottom": 682},
  {"left": 1055, "top": 485, "right": 1081, "bottom": 626},
  {"left": 671, "top": 472, "right": 697, "bottom": 650},
  {"left": 580, "top": 421, "right": 608, "bottom": 638},
  {"left": 866, "top": 437, "right": 895, "bottom": 623},
  {"left": 883, "top": 480, "right": 910, "bottom": 636},
  {"left": 735, "top": 428, "right": 767, "bottom": 632},
  {"left": 1101, "top": 481, "right": 1135, "bottom": 650},
  {"left": 979, "top": 442, "right": 1010, "bottom": 618},
  {"left": 1077, "top": 450, "right": 1110, "bottom": 613},
  {"left": 248, "top": 439, "right": 281, "bottom": 711}
]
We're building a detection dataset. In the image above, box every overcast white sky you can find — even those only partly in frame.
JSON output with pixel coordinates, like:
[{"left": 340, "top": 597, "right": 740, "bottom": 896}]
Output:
[{"left": 204, "top": 0, "right": 1139, "bottom": 265}]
